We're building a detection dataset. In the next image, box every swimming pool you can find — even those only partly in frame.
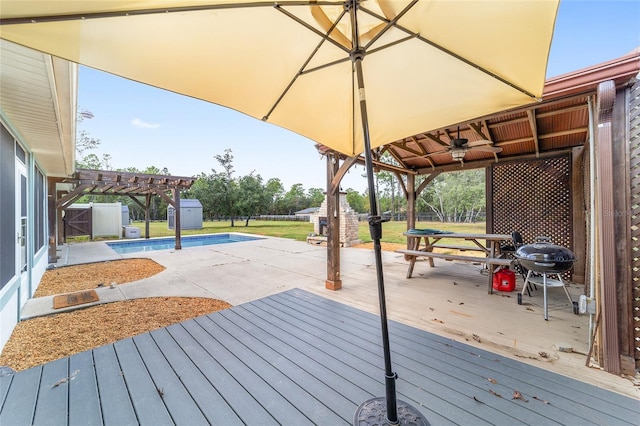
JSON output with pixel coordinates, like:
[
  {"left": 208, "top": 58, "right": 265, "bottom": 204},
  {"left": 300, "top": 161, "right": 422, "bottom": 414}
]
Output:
[{"left": 106, "top": 233, "right": 264, "bottom": 254}]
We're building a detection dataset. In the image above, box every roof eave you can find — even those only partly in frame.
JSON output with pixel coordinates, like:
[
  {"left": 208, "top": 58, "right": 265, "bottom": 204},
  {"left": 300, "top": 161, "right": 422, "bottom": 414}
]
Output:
[{"left": 543, "top": 47, "right": 640, "bottom": 99}]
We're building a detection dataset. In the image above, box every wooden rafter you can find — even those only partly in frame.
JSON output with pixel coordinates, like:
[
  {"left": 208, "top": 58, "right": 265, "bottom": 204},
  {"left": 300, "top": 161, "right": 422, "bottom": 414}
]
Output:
[
  {"left": 468, "top": 122, "right": 488, "bottom": 140},
  {"left": 385, "top": 146, "right": 409, "bottom": 169},
  {"left": 389, "top": 139, "right": 424, "bottom": 157},
  {"left": 61, "top": 169, "right": 195, "bottom": 197},
  {"left": 423, "top": 131, "right": 450, "bottom": 147},
  {"left": 527, "top": 109, "right": 540, "bottom": 157}
]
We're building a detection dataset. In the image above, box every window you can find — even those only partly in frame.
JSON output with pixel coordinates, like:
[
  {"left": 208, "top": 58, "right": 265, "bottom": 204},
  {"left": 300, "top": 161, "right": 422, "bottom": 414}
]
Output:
[
  {"left": 35, "top": 167, "right": 45, "bottom": 251},
  {"left": 0, "top": 125, "right": 16, "bottom": 289}
]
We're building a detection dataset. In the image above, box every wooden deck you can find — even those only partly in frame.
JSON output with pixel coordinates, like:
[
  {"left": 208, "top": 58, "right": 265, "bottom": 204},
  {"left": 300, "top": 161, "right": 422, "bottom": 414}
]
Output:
[{"left": 1, "top": 289, "right": 638, "bottom": 425}]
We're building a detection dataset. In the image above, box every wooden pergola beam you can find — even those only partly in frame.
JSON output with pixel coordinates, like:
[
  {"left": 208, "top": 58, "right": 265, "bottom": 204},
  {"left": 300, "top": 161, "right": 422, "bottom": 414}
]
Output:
[{"left": 52, "top": 169, "right": 194, "bottom": 250}]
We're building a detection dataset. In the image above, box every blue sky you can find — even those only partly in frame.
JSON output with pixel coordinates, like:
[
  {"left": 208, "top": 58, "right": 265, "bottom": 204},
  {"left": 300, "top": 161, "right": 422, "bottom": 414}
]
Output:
[{"left": 78, "top": 0, "right": 640, "bottom": 194}]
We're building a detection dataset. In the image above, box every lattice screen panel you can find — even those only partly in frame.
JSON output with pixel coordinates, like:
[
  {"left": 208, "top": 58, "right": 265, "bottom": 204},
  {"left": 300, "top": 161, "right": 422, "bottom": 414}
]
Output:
[
  {"left": 629, "top": 78, "right": 640, "bottom": 369},
  {"left": 490, "top": 155, "right": 572, "bottom": 256}
]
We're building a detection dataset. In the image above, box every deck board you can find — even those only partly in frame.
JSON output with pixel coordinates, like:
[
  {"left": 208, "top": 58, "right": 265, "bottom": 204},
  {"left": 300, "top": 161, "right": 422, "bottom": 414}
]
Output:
[
  {"left": 227, "top": 305, "right": 377, "bottom": 403},
  {"left": 209, "top": 315, "right": 357, "bottom": 425},
  {"left": 0, "top": 373, "right": 12, "bottom": 410},
  {"left": 2, "top": 288, "right": 639, "bottom": 425},
  {"left": 68, "top": 351, "right": 102, "bottom": 425},
  {"left": 32, "top": 357, "right": 69, "bottom": 425},
  {"left": 165, "top": 321, "right": 277, "bottom": 425},
  {"left": 265, "top": 291, "right": 545, "bottom": 425},
  {"left": 181, "top": 318, "right": 304, "bottom": 424},
  {"left": 132, "top": 332, "right": 209, "bottom": 425},
  {"left": 148, "top": 327, "right": 243, "bottom": 424},
  {"left": 0, "top": 365, "right": 41, "bottom": 425},
  {"left": 239, "top": 298, "right": 478, "bottom": 425},
  {"left": 92, "top": 344, "right": 138, "bottom": 425},
  {"left": 112, "top": 338, "right": 173, "bottom": 424},
  {"left": 191, "top": 315, "right": 333, "bottom": 425},
  {"left": 286, "top": 289, "right": 640, "bottom": 424}
]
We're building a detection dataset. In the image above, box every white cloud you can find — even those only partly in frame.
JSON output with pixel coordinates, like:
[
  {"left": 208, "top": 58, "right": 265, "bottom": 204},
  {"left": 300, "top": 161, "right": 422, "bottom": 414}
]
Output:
[{"left": 131, "top": 118, "right": 160, "bottom": 129}]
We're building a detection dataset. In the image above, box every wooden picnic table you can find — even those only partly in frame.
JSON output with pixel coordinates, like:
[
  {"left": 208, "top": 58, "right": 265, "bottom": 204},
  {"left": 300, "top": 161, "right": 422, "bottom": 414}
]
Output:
[{"left": 396, "top": 232, "right": 514, "bottom": 294}]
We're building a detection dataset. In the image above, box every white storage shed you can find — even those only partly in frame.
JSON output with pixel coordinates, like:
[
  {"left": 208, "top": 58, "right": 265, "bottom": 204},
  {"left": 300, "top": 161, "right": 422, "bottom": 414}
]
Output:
[
  {"left": 168, "top": 199, "right": 203, "bottom": 230},
  {"left": 69, "top": 202, "right": 123, "bottom": 238}
]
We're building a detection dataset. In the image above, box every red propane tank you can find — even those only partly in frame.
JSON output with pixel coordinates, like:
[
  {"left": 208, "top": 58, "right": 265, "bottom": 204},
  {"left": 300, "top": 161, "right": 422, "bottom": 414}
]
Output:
[{"left": 493, "top": 268, "right": 516, "bottom": 292}]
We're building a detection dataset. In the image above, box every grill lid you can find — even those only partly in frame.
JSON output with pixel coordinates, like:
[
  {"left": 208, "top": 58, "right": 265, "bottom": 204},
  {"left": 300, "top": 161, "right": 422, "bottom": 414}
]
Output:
[
  {"left": 515, "top": 242, "right": 576, "bottom": 273},
  {"left": 515, "top": 242, "right": 575, "bottom": 262}
]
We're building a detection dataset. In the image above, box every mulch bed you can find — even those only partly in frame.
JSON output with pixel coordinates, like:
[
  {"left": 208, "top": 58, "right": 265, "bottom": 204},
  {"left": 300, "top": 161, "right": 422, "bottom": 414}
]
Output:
[
  {"left": 0, "top": 259, "right": 231, "bottom": 372},
  {"left": 34, "top": 258, "right": 166, "bottom": 297}
]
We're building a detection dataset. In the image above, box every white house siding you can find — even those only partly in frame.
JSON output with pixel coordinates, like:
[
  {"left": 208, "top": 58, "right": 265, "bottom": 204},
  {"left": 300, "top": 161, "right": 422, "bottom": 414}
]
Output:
[
  {"left": 0, "top": 121, "right": 51, "bottom": 351},
  {"left": 0, "top": 43, "right": 76, "bottom": 353}
]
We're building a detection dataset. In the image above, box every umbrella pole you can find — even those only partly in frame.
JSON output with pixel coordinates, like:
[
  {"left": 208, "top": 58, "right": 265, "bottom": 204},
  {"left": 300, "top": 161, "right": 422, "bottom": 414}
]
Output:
[{"left": 349, "top": 4, "right": 426, "bottom": 425}]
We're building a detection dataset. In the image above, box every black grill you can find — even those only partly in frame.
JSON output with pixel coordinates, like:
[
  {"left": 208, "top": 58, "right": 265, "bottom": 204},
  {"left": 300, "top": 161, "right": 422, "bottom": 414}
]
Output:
[{"left": 515, "top": 242, "right": 576, "bottom": 273}]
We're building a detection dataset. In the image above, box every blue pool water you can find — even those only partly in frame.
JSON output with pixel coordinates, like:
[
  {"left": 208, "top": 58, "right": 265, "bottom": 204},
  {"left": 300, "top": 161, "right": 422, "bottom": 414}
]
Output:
[{"left": 107, "top": 233, "right": 263, "bottom": 254}]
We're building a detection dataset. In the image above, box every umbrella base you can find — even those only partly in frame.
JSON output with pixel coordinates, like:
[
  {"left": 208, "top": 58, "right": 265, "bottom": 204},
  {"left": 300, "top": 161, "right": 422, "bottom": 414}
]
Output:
[{"left": 354, "top": 397, "right": 428, "bottom": 425}]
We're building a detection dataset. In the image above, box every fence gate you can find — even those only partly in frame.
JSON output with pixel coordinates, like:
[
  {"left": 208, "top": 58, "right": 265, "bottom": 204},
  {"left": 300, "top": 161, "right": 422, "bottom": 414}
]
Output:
[{"left": 63, "top": 208, "right": 92, "bottom": 241}]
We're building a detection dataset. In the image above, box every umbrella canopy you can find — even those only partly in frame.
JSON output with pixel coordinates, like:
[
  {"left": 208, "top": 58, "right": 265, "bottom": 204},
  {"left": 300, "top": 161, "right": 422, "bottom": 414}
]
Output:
[
  {"left": 1, "top": 2, "right": 559, "bottom": 423},
  {"left": 0, "top": 0, "right": 558, "bottom": 156}
]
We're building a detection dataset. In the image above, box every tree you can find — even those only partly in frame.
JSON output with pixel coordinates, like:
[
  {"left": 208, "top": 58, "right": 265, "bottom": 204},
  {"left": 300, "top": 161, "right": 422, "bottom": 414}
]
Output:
[
  {"left": 189, "top": 173, "right": 217, "bottom": 220},
  {"left": 265, "top": 178, "right": 285, "bottom": 214},
  {"left": 366, "top": 152, "right": 406, "bottom": 219},
  {"left": 282, "top": 183, "right": 307, "bottom": 214},
  {"left": 237, "top": 173, "right": 269, "bottom": 226},
  {"left": 373, "top": 170, "right": 399, "bottom": 217},
  {"left": 76, "top": 153, "right": 102, "bottom": 170},
  {"left": 445, "top": 169, "right": 485, "bottom": 222},
  {"left": 345, "top": 189, "right": 367, "bottom": 213},
  {"left": 307, "top": 187, "right": 325, "bottom": 207},
  {"left": 418, "top": 170, "right": 485, "bottom": 222},
  {"left": 210, "top": 149, "right": 240, "bottom": 225}
]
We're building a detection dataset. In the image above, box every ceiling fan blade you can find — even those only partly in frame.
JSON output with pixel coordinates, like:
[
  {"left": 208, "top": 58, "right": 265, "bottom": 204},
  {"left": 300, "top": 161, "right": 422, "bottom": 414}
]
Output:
[
  {"left": 469, "top": 145, "right": 503, "bottom": 153},
  {"left": 466, "top": 139, "right": 495, "bottom": 147},
  {"left": 420, "top": 148, "right": 451, "bottom": 158}
]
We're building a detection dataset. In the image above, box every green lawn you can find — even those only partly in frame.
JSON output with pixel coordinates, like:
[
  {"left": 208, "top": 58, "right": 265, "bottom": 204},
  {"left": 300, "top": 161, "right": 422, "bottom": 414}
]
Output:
[{"left": 120, "top": 219, "right": 486, "bottom": 245}]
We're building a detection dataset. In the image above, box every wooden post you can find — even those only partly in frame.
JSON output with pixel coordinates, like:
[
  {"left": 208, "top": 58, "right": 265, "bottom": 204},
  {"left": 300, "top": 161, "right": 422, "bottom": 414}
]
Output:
[
  {"left": 406, "top": 174, "right": 415, "bottom": 246},
  {"left": 325, "top": 153, "right": 342, "bottom": 290},
  {"left": 56, "top": 190, "right": 67, "bottom": 244},
  {"left": 173, "top": 189, "right": 182, "bottom": 250},
  {"left": 47, "top": 178, "right": 61, "bottom": 263},
  {"left": 145, "top": 193, "right": 151, "bottom": 239},
  {"left": 571, "top": 146, "right": 586, "bottom": 284}
]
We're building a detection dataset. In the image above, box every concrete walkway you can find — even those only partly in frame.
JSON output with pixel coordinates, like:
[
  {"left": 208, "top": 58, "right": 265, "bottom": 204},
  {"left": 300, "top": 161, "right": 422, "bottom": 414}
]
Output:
[{"left": 21, "top": 234, "right": 640, "bottom": 399}]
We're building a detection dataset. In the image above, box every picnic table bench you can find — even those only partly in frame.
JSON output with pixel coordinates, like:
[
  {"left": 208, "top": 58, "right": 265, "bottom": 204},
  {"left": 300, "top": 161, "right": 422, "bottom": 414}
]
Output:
[{"left": 397, "top": 231, "right": 514, "bottom": 293}]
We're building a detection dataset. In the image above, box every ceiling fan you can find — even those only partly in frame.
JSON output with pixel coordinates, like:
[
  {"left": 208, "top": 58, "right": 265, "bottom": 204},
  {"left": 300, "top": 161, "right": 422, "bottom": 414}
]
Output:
[{"left": 423, "top": 128, "right": 502, "bottom": 162}]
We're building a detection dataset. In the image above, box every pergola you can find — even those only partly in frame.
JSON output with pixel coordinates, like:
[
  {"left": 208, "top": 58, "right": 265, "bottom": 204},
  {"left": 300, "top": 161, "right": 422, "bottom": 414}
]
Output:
[
  {"left": 49, "top": 169, "right": 195, "bottom": 259},
  {"left": 320, "top": 49, "right": 640, "bottom": 375}
]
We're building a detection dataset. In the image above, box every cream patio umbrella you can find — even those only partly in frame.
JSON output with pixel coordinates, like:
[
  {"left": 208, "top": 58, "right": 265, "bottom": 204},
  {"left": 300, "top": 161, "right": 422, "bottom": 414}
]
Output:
[{"left": 1, "top": 1, "right": 559, "bottom": 423}]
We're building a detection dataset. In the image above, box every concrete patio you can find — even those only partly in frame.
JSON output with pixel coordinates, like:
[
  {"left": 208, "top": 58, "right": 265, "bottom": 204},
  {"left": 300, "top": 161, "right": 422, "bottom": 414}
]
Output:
[{"left": 22, "top": 234, "right": 639, "bottom": 400}]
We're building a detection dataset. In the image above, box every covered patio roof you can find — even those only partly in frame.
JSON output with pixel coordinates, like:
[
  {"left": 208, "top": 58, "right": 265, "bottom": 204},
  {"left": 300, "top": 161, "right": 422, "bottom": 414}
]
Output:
[{"left": 324, "top": 48, "right": 639, "bottom": 175}]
